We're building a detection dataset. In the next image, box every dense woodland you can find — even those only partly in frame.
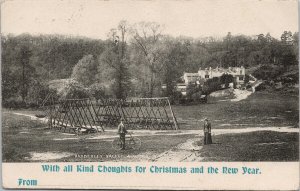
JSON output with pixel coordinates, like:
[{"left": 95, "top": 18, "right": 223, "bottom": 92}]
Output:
[{"left": 2, "top": 21, "right": 299, "bottom": 107}]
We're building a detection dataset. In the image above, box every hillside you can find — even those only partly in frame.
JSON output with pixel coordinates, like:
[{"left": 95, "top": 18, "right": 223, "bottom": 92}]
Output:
[{"left": 2, "top": 31, "right": 299, "bottom": 108}]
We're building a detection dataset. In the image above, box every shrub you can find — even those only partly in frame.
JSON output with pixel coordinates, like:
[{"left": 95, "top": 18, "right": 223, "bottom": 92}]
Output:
[
  {"left": 220, "top": 74, "right": 234, "bottom": 88},
  {"left": 186, "top": 83, "right": 201, "bottom": 98},
  {"left": 71, "top": 55, "right": 98, "bottom": 87},
  {"left": 54, "top": 79, "right": 91, "bottom": 100},
  {"left": 26, "top": 80, "right": 55, "bottom": 107},
  {"left": 255, "top": 83, "right": 267, "bottom": 91},
  {"left": 88, "top": 83, "right": 107, "bottom": 100},
  {"left": 2, "top": 97, "right": 25, "bottom": 108},
  {"left": 244, "top": 74, "right": 250, "bottom": 84},
  {"left": 246, "top": 84, "right": 252, "bottom": 89},
  {"left": 253, "top": 65, "right": 285, "bottom": 80},
  {"left": 169, "top": 91, "right": 183, "bottom": 105},
  {"left": 202, "top": 77, "right": 222, "bottom": 94}
]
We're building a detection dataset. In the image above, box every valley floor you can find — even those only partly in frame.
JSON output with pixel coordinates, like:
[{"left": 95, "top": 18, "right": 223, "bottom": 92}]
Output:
[{"left": 2, "top": 91, "right": 299, "bottom": 162}]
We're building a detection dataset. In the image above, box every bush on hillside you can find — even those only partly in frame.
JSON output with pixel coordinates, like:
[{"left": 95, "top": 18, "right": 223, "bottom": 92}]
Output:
[
  {"left": 59, "top": 80, "right": 90, "bottom": 100},
  {"left": 252, "top": 65, "right": 285, "bottom": 81},
  {"left": 49, "top": 79, "right": 90, "bottom": 100},
  {"left": 219, "top": 74, "right": 234, "bottom": 88},
  {"left": 2, "top": 97, "right": 26, "bottom": 108},
  {"left": 3, "top": 81, "right": 56, "bottom": 108},
  {"left": 202, "top": 77, "right": 222, "bottom": 95},
  {"left": 88, "top": 83, "right": 107, "bottom": 100}
]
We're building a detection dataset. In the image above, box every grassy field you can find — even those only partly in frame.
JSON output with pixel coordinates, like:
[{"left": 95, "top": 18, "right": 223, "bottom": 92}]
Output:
[
  {"left": 2, "top": 91, "right": 299, "bottom": 162},
  {"left": 174, "top": 91, "right": 299, "bottom": 129},
  {"left": 199, "top": 131, "right": 299, "bottom": 161}
]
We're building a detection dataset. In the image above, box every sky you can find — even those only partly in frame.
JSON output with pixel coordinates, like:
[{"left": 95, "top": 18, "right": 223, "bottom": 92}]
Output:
[{"left": 1, "top": 0, "right": 299, "bottom": 40}]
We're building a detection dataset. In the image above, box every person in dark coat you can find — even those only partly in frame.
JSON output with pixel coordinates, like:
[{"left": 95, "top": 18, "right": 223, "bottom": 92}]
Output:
[
  {"left": 117, "top": 118, "right": 128, "bottom": 150},
  {"left": 203, "top": 118, "right": 212, "bottom": 145}
]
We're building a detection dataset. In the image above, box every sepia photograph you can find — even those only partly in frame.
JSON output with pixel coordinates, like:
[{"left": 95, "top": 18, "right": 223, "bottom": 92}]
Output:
[{"left": 1, "top": 0, "right": 298, "bottom": 165}]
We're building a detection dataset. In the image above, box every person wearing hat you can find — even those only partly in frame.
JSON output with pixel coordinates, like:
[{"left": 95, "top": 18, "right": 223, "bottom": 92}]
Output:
[
  {"left": 117, "top": 118, "right": 128, "bottom": 150},
  {"left": 203, "top": 118, "right": 212, "bottom": 145}
]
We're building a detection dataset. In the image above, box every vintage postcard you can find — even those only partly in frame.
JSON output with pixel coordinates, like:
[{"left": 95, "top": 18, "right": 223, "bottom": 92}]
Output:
[{"left": 1, "top": 0, "right": 299, "bottom": 190}]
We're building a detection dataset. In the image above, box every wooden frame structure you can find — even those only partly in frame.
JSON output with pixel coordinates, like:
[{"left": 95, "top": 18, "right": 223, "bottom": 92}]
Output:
[
  {"left": 48, "top": 98, "right": 103, "bottom": 134},
  {"left": 45, "top": 97, "right": 179, "bottom": 134},
  {"left": 95, "top": 97, "right": 179, "bottom": 130}
]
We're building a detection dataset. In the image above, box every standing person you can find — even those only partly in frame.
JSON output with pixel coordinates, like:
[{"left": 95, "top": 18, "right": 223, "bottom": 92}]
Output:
[
  {"left": 117, "top": 118, "right": 128, "bottom": 150},
  {"left": 203, "top": 118, "right": 212, "bottom": 145}
]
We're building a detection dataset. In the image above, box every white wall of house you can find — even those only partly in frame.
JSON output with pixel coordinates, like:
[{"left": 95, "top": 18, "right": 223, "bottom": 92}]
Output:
[
  {"left": 198, "top": 66, "right": 245, "bottom": 83},
  {"left": 162, "top": 66, "right": 246, "bottom": 96},
  {"left": 183, "top": 73, "right": 199, "bottom": 84}
]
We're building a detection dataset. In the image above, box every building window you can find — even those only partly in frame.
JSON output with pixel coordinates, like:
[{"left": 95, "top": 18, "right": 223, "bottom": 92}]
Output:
[
  {"left": 205, "top": 75, "right": 209, "bottom": 79},
  {"left": 239, "top": 76, "right": 243, "bottom": 80}
]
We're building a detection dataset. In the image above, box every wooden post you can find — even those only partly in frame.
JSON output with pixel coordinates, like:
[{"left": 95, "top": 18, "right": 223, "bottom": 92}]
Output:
[{"left": 167, "top": 99, "right": 179, "bottom": 130}]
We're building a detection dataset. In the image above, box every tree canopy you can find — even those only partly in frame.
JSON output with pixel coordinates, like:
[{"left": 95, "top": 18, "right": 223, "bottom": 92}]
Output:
[{"left": 2, "top": 23, "right": 298, "bottom": 107}]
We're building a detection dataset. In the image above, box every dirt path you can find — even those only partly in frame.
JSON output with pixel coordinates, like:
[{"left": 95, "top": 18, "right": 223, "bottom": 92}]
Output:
[
  {"left": 50, "top": 126, "right": 298, "bottom": 141},
  {"left": 151, "top": 138, "right": 203, "bottom": 162},
  {"left": 124, "top": 125, "right": 299, "bottom": 162},
  {"left": 5, "top": 111, "right": 299, "bottom": 138},
  {"left": 5, "top": 111, "right": 299, "bottom": 162},
  {"left": 4, "top": 111, "right": 49, "bottom": 123},
  {"left": 231, "top": 89, "right": 253, "bottom": 102}
]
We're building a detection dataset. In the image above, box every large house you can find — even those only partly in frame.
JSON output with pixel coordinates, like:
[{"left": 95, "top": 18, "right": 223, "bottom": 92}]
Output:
[
  {"left": 183, "top": 66, "right": 245, "bottom": 85},
  {"left": 163, "top": 66, "right": 246, "bottom": 96}
]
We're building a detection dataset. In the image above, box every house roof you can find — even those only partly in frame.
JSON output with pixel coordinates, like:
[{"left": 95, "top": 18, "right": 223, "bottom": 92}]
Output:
[
  {"left": 184, "top": 72, "right": 199, "bottom": 77},
  {"left": 198, "top": 67, "right": 243, "bottom": 73}
]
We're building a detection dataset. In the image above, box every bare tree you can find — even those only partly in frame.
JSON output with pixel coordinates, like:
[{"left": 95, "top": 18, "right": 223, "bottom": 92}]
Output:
[
  {"left": 102, "top": 20, "right": 131, "bottom": 99},
  {"left": 130, "top": 22, "right": 165, "bottom": 97}
]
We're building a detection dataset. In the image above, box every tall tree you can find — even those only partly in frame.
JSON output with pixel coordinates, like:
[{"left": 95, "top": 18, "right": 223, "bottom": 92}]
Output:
[
  {"left": 101, "top": 20, "right": 131, "bottom": 99},
  {"left": 130, "top": 21, "right": 164, "bottom": 97},
  {"left": 292, "top": 32, "right": 299, "bottom": 60},
  {"left": 162, "top": 40, "right": 190, "bottom": 96},
  {"left": 281, "top": 31, "right": 293, "bottom": 44},
  {"left": 71, "top": 54, "right": 98, "bottom": 86},
  {"left": 17, "top": 44, "right": 33, "bottom": 103}
]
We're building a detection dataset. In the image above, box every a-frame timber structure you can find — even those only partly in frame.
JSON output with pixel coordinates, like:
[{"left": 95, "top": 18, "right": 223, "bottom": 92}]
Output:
[
  {"left": 48, "top": 98, "right": 103, "bottom": 134},
  {"left": 95, "top": 97, "right": 179, "bottom": 130},
  {"left": 43, "top": 96, "right": 179, "bottom": 134}
]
